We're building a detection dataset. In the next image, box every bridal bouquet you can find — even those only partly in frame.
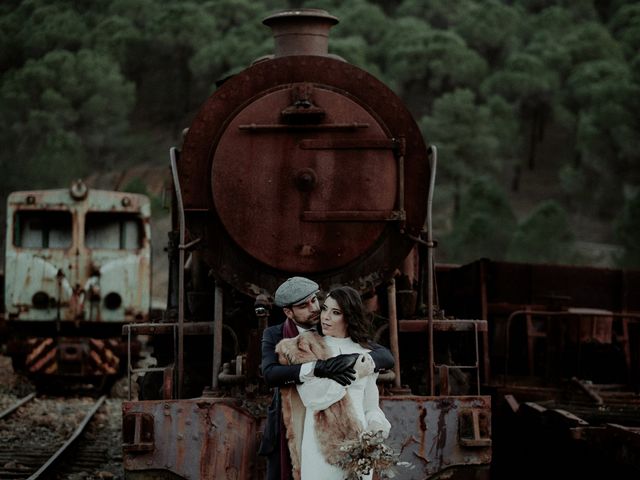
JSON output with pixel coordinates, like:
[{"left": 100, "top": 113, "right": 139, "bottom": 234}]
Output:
[{"left": 335, "top": 430, "right": 411, "bottom": 479}]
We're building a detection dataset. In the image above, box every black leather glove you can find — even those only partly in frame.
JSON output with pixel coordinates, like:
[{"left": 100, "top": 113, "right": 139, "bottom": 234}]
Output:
[{"left": 314, "top": 353, "right": 359, "bottom": 386}]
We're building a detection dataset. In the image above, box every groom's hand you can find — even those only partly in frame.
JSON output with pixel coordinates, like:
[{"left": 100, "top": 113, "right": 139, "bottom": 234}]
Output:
[{"left": 314, "top": 353, "right": 359, "bottom": 386}]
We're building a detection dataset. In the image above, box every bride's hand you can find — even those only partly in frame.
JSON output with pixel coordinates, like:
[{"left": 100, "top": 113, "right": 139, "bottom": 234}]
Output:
[
  {"left": 366, "top": 420, "right": 390, "bottom": 438},
  {"left": 353, "top": 353, "right": 375, "bottom": 379}
]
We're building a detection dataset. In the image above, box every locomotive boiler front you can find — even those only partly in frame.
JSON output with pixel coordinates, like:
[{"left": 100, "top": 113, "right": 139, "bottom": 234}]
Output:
[{"left": 178, "top": 9, "right": 430, "bottom": 296}]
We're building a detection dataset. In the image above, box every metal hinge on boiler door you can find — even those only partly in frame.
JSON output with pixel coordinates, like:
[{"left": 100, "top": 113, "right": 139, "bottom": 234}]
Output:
[{"left": 301, "top": 209, "right": 406, "bottom": 222}]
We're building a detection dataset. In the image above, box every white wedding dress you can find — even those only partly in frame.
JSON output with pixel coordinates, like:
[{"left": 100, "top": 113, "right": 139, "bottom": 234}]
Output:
[{"left": 296, "top": 336, "right": 390, "bottom": 480}]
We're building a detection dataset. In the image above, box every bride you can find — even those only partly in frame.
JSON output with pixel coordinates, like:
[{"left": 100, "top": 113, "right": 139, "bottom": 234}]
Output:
[{"left": 276, "top": 286, "right": 391, "bottom": 480}]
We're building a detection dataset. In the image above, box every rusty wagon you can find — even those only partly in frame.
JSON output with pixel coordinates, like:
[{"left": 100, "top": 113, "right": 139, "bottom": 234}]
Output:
[{"left": 1, "top": 180, "right": 151, "bottom": 386}]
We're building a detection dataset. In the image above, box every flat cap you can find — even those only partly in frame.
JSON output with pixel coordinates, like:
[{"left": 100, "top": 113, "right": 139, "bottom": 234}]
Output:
[{"left": 274, "top": 277, "right": 319, "bottom": 307}]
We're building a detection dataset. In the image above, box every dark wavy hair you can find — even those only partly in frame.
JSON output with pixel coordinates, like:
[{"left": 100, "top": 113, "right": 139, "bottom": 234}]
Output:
[{"left": 324, "top": 286, "right": 372, "bottom": 347}]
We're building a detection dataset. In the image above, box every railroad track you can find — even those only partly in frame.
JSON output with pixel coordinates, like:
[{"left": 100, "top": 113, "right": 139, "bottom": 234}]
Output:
[{"left": 0, "top": 394, "right": 120, "bottom": 479}]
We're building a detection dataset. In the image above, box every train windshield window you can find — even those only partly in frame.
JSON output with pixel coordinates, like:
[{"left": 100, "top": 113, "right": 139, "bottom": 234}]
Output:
[
  {"left": 85, "top": 212, "right": 143, "bottom": 250},
  {"left": 14, "top": 210, "right": 72, "bottom": 248}
]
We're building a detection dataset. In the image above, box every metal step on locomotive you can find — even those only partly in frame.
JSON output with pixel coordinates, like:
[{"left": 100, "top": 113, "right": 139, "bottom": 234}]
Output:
[
  {"left": 122, "top": 9, "right": 490, "bottom": 480},
  {"left": 1, "top": 179, "right": 151, "bottom": 388}
]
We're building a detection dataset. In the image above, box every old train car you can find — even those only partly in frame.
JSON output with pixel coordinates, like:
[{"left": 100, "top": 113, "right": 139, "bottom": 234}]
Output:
[
  {"left": 438, "top": 259, "right": 640, "bottom": 476},
  {"left": 2, "top": 180, "right": 151, "bottom": 385},
  {"left": 122, "top": 8, "right": 491, "bottom": 480}
]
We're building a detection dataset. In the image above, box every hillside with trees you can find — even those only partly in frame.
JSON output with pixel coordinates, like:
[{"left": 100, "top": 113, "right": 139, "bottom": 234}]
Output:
[{"left": 1, "top": 0, "right": 639, "bottom": 268}]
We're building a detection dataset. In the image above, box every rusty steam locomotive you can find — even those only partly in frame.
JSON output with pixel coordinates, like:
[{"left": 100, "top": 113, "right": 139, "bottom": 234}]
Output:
[
  {"left": 122, "top": 8, "right": 491, "bottom": 480},
  {"left": 122, "top": 8, "right": 640, "bottom": 479}
]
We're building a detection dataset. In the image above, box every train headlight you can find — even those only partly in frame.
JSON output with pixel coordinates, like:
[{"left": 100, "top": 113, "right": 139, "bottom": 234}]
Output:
[
  {"left": 69, "top": 179, "right": 88, "bottom": 200},
  {"left": 32, "top": 291, "right": 50, "bottom": 309},
  {"left": 104, "top": 292, "right": 122, "bottom": 310}
]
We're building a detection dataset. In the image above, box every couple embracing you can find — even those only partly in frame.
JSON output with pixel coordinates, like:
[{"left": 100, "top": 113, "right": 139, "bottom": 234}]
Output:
[{"left": 260, "top": 277, "right": 394, "bottom": 480}]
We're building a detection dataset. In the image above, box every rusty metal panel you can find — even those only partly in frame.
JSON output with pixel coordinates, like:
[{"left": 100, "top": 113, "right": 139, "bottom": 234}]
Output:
[
  {"left": 380, "top": 395, "right": 491, "bottom": 479},
  {"left": 180, "top": 54, "right": 430, "bottom": 298},
  {"left": 484, "top": 260, "right": 635, "bottom": 311},
  {"left": 438, "top": 260, "right": 640, "bottom": 319},
  {"left": 435, "top": 262, "right": 485, "bottom": 320},
  {"left": 399, "top": 319, "right": 488, "bottom": 333},
  {"left": 4, "top": 186, "right": 151, "bottom": 324},
  {"left": 212, "top": 85, "right": 397, "bottom": 274},
  {"left": 123, "top": 396, "right": 489, "bottom": 480},
  {"left": 16, "top": 336, "right": 121, "bottom": 376},
  {"left": 123, "top": 398, "right": 261, "bottom": 480}
]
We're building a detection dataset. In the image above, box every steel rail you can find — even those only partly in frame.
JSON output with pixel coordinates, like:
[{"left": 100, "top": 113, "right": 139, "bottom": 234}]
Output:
[
  {"left": 0, "top": 392, "right": 36, "bottom": 420},
  {"left": 26, "top": 395, "right": 106, "bottom": 480}
]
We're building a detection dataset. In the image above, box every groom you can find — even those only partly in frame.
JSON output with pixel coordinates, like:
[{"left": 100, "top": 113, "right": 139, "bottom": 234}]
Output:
[{"left": 259, "top": 276, "right": 394, "bottom": 480}]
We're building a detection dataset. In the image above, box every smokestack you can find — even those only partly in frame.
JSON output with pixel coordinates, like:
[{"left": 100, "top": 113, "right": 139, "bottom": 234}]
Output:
[{"left": 262, "top": 9, "right": 339, "bottom": 57}]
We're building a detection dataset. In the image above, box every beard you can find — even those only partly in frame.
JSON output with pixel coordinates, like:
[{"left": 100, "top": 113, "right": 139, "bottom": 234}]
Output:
[{"left": 292, "top": 310, "right": 320, "bottom": 329}]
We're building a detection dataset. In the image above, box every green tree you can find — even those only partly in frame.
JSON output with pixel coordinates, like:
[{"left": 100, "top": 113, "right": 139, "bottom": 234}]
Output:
[
  {"left": 522, "top": 28, "right": 572, "bottom": 83},
  {"left": 420, "top": 89, "right": 502, "bottom": 212},
  {"left": 330, "top": 0, "right": 388, "bottom": 74},
  {"left": 562, "top": 59, "right": 640, "bottom": 212},
  {"left": 396, "top": 0, "right": 474, "bottom": 29},
  {"left": 481, "top": 52, "right": 559, "bottom": 173},
  {"left": 454, "top": 0, "right": 522, "bottom": 66},
  {"left": 332, "top": 0, "right": 387, "bottom": 45},
  {"left": 18, "top": 4, "right": 89, "bottom": 59},
  {"left": 100, "top": 0, "right": 220, "bottom": 126},
  {"left": 506, "top": 200, "right": 578, "bottom": 264},
  {"left": 608, "top": 4, "right": 640, "bottom": 60},
  {"left": 92, "top": 14, "right": 146, "bottom": 79},
  {"left": 379, "top": 18, "right": 487, "bottom": 112},
  {"left": 514, "top": 0, "right": 598, "bottom": 20},
  {"left": 1, "top": 1, "right": 92, "bottom": 73},
  {"left": 0, "top": 6, "right": 25, "bottom": 72},
  {"left": 122, "top": 177, "right": 165, "bottom": 217},
  {"left": 0, "top": 0, "right": 637, "bottom": 271},
  {"left": 444, "top": 177, "right": 517, "bottom": 264},
  {"left": 615, "top": 189, "right": 640, "bottom": 268},
  {"left": 0, "top": 48, "right": 135, "bottom": 196},
  {"left": 189, "top": 0, "right": 273, "bottom": 98},
  {"left": 563, "top": 21, "right": 624, "bottom": 65}
]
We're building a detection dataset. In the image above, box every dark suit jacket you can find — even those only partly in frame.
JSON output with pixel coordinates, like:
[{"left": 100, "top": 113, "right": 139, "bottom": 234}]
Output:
[{"left": 259, "top": 322, "right": 394, "bottom": 479}]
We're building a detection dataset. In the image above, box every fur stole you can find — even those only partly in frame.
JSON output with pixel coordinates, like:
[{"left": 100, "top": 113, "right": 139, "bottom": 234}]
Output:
[{"left": 276, "top": 331, "right": 362, "bottom": 479}]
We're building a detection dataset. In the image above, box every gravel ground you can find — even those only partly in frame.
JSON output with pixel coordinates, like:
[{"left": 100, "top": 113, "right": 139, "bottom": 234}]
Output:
[
  {"left": 0, "top": 355, "right": 126, "bottom": 479},
  {"left": 54, "top": 397, "right": 125, "bottom": 480},
  {"left": 0, "top": 355, "right": 35, "bottom": 399}
]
